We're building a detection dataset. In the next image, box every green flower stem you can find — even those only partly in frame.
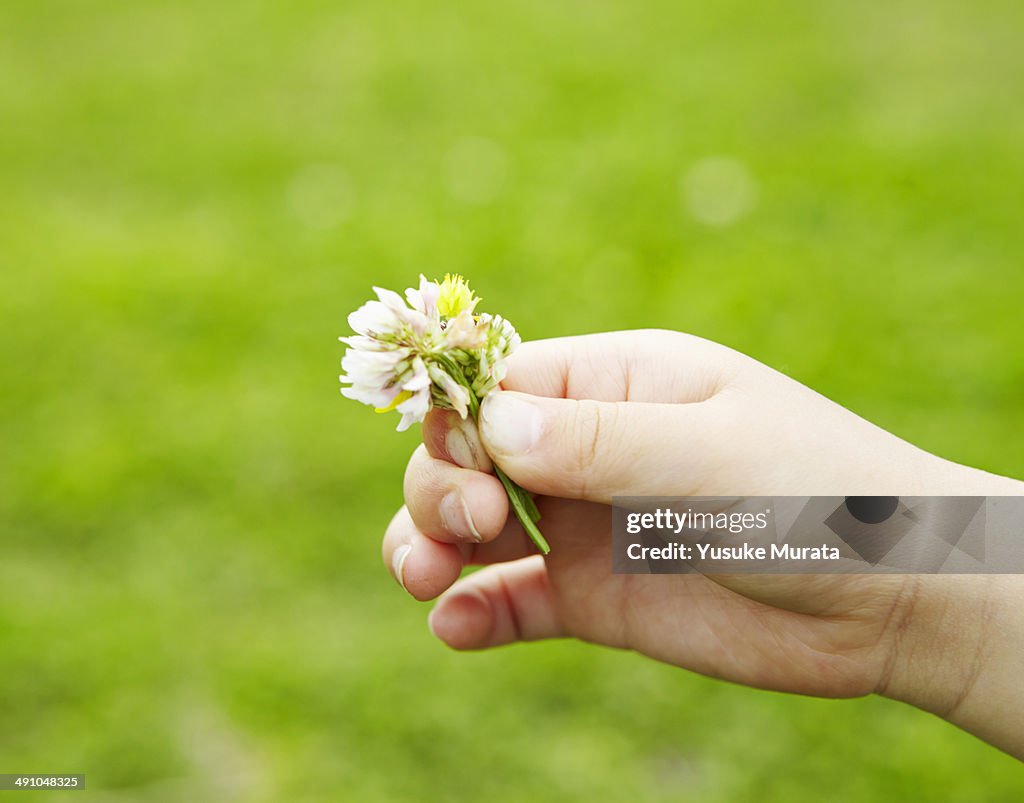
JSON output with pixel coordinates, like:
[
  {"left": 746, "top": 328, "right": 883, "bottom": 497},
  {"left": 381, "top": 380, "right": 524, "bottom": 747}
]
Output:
[
  {"left": 438, "top": 355, "right": 550, "bottom": 555},
  {"left": 493, "top": 463, "right": 550, "bottom": 555},
  {"left": 521, "top": 488, "right": 541, "bottom": 524}
]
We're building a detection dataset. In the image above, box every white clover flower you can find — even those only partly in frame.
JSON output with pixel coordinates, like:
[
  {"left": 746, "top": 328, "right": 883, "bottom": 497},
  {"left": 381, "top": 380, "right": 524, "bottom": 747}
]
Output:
[
  {"left": 339, "top": 274, "right": 518, "bottom": 431},
  {"left": 338, "top": 273, "right": 549, "bottom": 553}
]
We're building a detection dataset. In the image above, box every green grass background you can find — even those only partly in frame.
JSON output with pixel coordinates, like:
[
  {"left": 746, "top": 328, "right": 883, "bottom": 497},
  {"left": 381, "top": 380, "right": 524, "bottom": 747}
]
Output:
[{"left": 2, "top": 0, "right": 1024, "bottom": 799}]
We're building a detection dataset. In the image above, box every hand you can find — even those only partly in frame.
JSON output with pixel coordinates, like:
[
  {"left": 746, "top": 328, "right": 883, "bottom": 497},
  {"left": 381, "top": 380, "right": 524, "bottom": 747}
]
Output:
[{"left": 382, "top": 329, "right": 1024, "bottom": 757}]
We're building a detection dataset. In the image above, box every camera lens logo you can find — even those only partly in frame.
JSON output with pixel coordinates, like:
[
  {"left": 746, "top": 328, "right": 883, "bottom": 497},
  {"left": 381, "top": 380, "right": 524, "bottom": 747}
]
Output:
[
  {"left": 822, "top": 497, "right": 915, "bottom": 564},
  {"left": 844, "top": 496, "right": 899, "bottom": 525},
  {"left": 822, "top": 496, "right": 986, "bottom": 569}
]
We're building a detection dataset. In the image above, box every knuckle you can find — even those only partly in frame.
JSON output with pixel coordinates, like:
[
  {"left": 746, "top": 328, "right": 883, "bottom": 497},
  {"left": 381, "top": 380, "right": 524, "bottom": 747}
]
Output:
[{"left": 568, "top": 399, "right": 618, "bottom": 495}]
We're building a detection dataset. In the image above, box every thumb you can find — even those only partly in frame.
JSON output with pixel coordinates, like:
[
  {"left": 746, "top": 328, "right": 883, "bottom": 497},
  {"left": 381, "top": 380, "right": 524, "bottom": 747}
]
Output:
[{"left": 478, "top": 390, "right": 715, "bottom": 502}]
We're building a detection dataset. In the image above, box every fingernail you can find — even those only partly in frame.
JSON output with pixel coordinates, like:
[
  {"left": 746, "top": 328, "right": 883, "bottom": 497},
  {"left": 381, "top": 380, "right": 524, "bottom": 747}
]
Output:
[
  {"left": 446, "top": 426, "right": 474, "bottom": 468},
  {"left": 440, "top": 490, "right": 482, "bottom": 542},
  {"left": 445, "top": 420, "right": 492, "bottom": 472},
  {"left": 480, "top": 393, "right": 542, "bottom": 456},
  {"left": 392, "top": 544, "right": 412, "bottom": 592}
]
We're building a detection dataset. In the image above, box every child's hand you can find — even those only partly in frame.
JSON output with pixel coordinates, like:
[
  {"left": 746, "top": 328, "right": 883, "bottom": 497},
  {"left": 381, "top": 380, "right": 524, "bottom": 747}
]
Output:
[{"left": 381, "top": 330, "right": 1024, "bottom": 758}]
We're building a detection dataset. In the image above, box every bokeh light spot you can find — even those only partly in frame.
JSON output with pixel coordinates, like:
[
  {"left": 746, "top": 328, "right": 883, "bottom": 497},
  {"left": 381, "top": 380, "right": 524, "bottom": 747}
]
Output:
[{"left": 681, "top": 156, "right": 758, "bottom": 227}]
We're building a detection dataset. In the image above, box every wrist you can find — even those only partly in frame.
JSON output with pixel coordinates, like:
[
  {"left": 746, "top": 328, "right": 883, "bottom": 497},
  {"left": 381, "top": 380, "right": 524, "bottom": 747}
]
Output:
[
  {"left": 877, "top": 575, "right": 989, "bottom": 714},
  {"left": 879, "top": 573, "right": 1024, "bottom": 759}
]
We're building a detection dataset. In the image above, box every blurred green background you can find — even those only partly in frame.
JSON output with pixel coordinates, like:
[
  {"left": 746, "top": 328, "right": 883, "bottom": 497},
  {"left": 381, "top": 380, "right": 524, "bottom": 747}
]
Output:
[{"left": 2, "top": 0, "right": 1023, "bottom": 799}]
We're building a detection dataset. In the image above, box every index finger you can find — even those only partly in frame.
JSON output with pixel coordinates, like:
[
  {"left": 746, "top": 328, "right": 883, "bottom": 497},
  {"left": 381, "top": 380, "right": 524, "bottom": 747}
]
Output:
[
  {"left": 497, "top": 330, "right": 744, "bottom": 405},
  {"left": 422, "top": 330, "right": 742, "bottom": 475}
]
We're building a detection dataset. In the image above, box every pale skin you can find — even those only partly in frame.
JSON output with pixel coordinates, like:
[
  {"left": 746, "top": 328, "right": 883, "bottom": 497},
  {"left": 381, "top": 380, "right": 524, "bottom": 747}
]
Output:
[{"left": 381, "top": 330, "right": 1024, "bottom": 760}]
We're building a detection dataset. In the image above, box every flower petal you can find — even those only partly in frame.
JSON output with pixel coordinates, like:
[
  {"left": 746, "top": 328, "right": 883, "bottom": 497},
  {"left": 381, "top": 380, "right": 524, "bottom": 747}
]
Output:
[
  {"left": 395, "top": 387, "right": 431, "bottom": 431},
  {"left": 348, "top": 300, "right": 401, "bottom": 338},
  {"left": 428, "top": 363, "right": 470, "bottom": 418},
  {"left": 402, "top": 357, "right": 431, "bottom": 392},
  {"left": 405, "top": 274, "right": 441, "bottom": 318},
  {"left": 444, "top": 311, "right": 487, "bottom": 349}
]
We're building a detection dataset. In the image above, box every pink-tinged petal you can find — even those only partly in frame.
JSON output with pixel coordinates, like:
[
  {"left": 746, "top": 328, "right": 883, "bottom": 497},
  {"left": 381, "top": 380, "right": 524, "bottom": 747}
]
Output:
[
  {"left": 428, "top": 363, "right": 470, "bottom": 418},
  {"left": 341, "top": 348, "right": 406, "bottom": 386},
  {"left": 372, "top": 285, "right": 433, "bottom": 335},
  {"left": 402, "top": 308, "right": 432, "bottom": 335},
  {"left": 339, "top": 334, "right": 391, "bottom": 351},
  {"left": 404, "top": 289, "right": 422, "bottom": 313},
  {"left": 373, "top": 286, "right": 409, "bottom": 312},
  {"left": 348, "top": 300, "right": 401, "bottom": 337},
  {"left": 395, "top": 412, "right": 419, "bottom": 432},
  {"left": 402, "top": 357, "right": 431, "bottom": 392},
  {"left": 450, "top": 385, "right": 470, "bottom": 418},
  {"left": 444, "top": 311, "right": 486, "bottom": 349},
  {"left": 405, "top": 274, "right": 440, "bottom": 317},
  {"left": 341, "top": 384, "right": 397, "bottom": 408},
  {"left": 492, "top": 361, "right": 509, "bottom": 384},
  {"left": 342, "top": 346, "right": 406, "bottom": 368},
  {"left": 404, "top": 275, "right": 436, "bottom": 316},
  {"left": 395, "top": 387, "right": 431, "bottom": 430}
]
